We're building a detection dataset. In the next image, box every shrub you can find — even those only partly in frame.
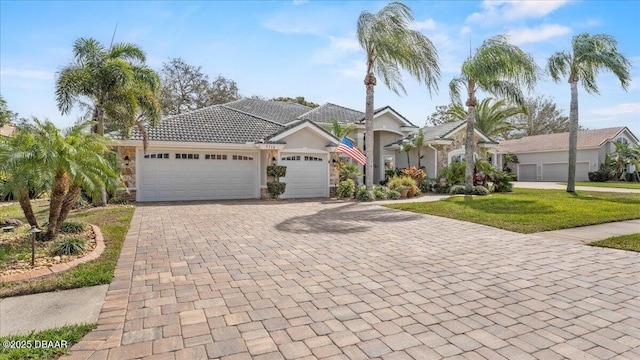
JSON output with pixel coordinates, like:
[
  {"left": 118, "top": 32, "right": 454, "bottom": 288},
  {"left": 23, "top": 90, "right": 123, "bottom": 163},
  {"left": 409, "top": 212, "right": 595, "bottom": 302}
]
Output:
[
  {"left": 387, "top": 190, "right": 401, "bottom": 200},
  {"left": 339, "top": 163, "right": 362, "bottom": 183},
  {"left": 72, "top": 196, "right": 89, "bottom": 209},
  {"left": 373, "top": 185, "right": 388, "bottom": 200},
  {"left": 449, "top": 185, "right": 466, "bottom": 195},
  {"left": 588, "top": 170, "right": 609, "bottom": 182},
  {"left": 108, "top": 197, "right": 129, "bottom": 205},
  {"left": 267, "top": 181, "right": 286, "bottom": 198},
  {"left": 402, "top": 166, "right": 426, "bottom": 183},
  {"left": 387, "top": 175, "right": 419, "bottom": 197},
  {"left": 439, "top": 161, "right": 466, "bottom": 188},
  {"left": 473, "top": 185, "right": 490, "bottom": 196},
  {"left": 487, "top": 170, "right": 515, "bottom": 193},
  {"left": 60, "top": 221, "right": 86, "bottom": 234},
  {"left": 337, "top": 179, "right": 356, "bottom": 199},
  {"left": 266, "top": 165, "right": 287, "bottom": 178},
  {"left": 53, "top": 237, "right": 86, "bottom": 256},
  {"left": 355, "top": 186, "right": 374, "bottom": 202}
]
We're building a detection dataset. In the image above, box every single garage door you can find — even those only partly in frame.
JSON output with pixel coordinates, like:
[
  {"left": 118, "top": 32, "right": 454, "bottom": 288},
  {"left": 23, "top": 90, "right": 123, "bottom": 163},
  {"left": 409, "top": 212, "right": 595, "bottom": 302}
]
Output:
[
  {"left": 517, "top": 164, "right": 537, "bottom": 181},
  {"left": 139, "top": 150, "right": 258, "bottom": 202},
  {"left": 279, "top": 153, "right": 328, "bottom": 199},
  {"left": 542, "top": 162, "right": 590, "bottom": 182}
]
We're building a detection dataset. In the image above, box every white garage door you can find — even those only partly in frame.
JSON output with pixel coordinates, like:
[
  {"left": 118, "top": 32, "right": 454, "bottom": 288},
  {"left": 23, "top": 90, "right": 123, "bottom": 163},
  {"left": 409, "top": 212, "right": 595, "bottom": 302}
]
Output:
[
  {"left": 517, "top": 164, "right": 537, "bottom": 181},
  {"left": 542, "top": 162, "right": 590, "bottom": 182},
  {"left": 139, "top": 150, "right": 258, "bottom": 202},
  {"left": 279, "top": 153, "right": 328, "bottom": 199}
]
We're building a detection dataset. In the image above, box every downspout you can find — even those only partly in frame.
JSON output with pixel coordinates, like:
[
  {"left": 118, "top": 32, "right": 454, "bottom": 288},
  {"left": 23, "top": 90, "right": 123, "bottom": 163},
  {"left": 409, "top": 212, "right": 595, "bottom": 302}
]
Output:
[{"left": 427, "top": 144, "right": 437, "bottom": 178}]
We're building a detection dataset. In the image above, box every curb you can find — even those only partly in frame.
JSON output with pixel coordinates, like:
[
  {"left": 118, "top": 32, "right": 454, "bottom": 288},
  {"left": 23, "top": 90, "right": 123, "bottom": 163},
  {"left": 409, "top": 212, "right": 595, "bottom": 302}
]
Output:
[{"left": 0, "top": 224, "right": 105, "bottom": 282}]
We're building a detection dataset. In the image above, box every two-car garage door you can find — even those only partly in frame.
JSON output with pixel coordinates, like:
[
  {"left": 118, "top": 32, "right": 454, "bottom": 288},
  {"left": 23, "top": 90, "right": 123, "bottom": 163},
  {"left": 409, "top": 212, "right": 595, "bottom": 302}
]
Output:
[
  {"left": 138, "top": 150, "right": 329, "bottom": 201},
  {"left": 139, "top": 150, "right": 259, "bottom": 202}
]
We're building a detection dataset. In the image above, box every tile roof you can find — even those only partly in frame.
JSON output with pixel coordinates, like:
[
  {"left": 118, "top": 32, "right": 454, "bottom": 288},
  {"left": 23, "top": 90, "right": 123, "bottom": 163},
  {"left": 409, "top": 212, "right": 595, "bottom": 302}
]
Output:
[
  {"left": 225, "top": 98, "right": 312, "bottom": 124},
  {"left": 264, "top": 119, "right": 338, "bottom": 145},
  {"left": 355, "top": 106, "right": 418, "bottom": 127},
  {"left": 121, "top": 105, "right": 284, "bottom": 143},
  {"left": 298, "top": 103, "right": 365, "bottom": 124},
  {"left": 497, "top": 127, "right": 627, "bottom": 153},
  {"left": 422, "top": 120, "right": 466, "bottom": 141}
]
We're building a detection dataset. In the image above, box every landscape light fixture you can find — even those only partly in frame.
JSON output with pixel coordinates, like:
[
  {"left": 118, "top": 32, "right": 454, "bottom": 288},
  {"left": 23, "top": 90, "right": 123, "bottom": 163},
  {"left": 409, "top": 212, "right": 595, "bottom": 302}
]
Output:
[{"left": 28, "top": 225, "right": 42, "bottom": 267}]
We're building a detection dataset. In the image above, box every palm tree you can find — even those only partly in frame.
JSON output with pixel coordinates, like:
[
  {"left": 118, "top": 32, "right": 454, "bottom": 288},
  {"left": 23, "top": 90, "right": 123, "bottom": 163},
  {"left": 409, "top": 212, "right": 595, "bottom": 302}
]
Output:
[
  {"left": 358, "top": 2, "right": 440, "bottom": 189},
  {"left": 447, "top": 98, "right": 524, "bottom": 139},
  {"left": 55, "top": 37, "right": 162, "bottom": 136},
  {"left": 413, "top": 128, "right": 425, "bottom": 169},
  {"left": 548, "top": 33, "right": 631, "bottom": 192},
  {"left": 326, "top": 119, "right": 355, "bottom": 140},
  {"left": 449, "top": 35, "right": 537, "bottom": 193},
  {"left": 1, "top": 119, "right": 120, "bottom": 239},
  {"left": 402, "top": 142, "right": 413, "bottom": 168}
]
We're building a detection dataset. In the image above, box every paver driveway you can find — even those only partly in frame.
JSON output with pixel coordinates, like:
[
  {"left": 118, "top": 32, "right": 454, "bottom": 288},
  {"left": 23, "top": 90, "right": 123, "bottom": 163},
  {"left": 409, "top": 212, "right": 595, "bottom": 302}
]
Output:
[{"left": 67, "top": 200, "right": 640, "bottom": 359}]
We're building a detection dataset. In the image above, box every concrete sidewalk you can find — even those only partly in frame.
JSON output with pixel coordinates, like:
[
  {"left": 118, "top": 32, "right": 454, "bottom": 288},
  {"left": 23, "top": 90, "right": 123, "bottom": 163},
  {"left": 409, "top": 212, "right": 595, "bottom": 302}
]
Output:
[
  {"left": 514, "top": 181, "right": 640, "bottom": 193},
  {"left": 0, "top": 285, "right": 108, "bottom": 336},
  {"left": 537, "top": 219, "right": 640, "bottom": 245}
]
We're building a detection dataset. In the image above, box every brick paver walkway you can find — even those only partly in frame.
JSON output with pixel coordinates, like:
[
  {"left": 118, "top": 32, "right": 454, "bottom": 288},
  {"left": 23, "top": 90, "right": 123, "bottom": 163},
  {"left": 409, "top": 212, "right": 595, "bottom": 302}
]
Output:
[{"left": 66, "top": 200, "right": 640, "bottom": 359}]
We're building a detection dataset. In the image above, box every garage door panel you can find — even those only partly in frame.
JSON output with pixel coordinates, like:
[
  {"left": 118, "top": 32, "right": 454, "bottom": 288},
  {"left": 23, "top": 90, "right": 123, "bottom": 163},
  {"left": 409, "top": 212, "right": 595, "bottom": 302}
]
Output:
[
  {"left": 542, "top": 162, "right": 589, "bottom": 182},
  {"left": 518, "top": 164, "right": 537, "bottom": 181},
  {"left": 139, "top": 150, "right": 258, "bottom": 202},
  {"left": 280, "top": 154, "right": 328, "bottom": 199}
]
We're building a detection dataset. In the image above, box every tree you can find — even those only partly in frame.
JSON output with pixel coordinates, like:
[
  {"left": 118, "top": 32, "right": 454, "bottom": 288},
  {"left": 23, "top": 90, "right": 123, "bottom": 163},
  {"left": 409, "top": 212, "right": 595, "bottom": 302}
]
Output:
[
  {"left": 0, "top": 95, "right": 18, "bottom": 126},
  {"left": 447, "top": 98, "right": 524, "bottom": 139},
  {"left": 0, "top": 119, "right": 119, "bottom": 239},
  {"left": 358, "top": 2, "right": 440, "bottom": 189},
  {"left": 271, "top": 96, "right": 320, "bottom": 108},
  {"left": 401, "top": 142, "right": 413, "bottom": 168},
  {"left": 56, "top": 37, "right": 162, "bottom": 136},
  {"left": 326, "top": 119, "right": 355, "bottom": 140},
  {"left": 548, "top": 33, "right": 631, "bottom": 192},
  {"left": 449, "top": 35, "right": 537, "bottom": 193},
  {"left": 425, "top": 104, "right": 458, "bottom": 126},
  {"left": 413, "top": 128, "right": 425, "bottom": 169},
  {"left": 160, "top": 58, "right": 240, "bottom": 115},
  {"left": 509, "top": 95, "right": 570, "bottom": 138}
]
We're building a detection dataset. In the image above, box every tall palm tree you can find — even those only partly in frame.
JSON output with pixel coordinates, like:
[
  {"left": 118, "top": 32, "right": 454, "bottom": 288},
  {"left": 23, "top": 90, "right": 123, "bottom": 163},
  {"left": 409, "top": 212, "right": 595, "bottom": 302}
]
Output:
[
  {"left": 548, "top": 33, "right": 631, "bottom": 192},
  {"left": 358, "top": 2, "right": 440, "bottom": 189},
  {"left": 55, "top": 37, "right": 162, "bottom": 136},
  {"left": 450, "top": 35, "right": 537, "bottom": 193},
  {"left": 447, "top": 98, "right": 524, "bottom": 139}
]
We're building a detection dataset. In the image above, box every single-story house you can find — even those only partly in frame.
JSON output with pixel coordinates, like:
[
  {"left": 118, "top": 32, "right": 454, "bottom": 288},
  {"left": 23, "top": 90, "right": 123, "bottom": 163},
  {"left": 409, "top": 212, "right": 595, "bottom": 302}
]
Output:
[
  {"left": 495, "top": 127, "right": 639, "bottom": 182},
  {"left": 113, "top": 99, "right": 498, "bottom": 202}
]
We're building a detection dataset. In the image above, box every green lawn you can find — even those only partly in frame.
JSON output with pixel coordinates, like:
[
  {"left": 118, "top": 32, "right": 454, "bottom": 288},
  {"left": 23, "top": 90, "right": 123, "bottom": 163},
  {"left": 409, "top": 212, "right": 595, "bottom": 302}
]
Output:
[
  {"left": 0, "top": 323, "right": 96, "bottom": 360},
  {"left": 561, "top": 181, "right": 640, "bottom": 189},
  {"left": 589, "top": 233, "right": 640, "bottom": 252},
  {"left": 385, "top": 188, "right": 640, "bottom": 233},
  {"left": 0, "top": 201, "right": 134, "bottom": 297}
]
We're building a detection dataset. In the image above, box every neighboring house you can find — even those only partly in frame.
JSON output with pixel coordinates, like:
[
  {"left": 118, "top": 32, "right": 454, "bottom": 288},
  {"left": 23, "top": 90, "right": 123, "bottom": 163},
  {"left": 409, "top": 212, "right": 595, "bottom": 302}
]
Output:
[
  {"left": 0, "top": 124, "right": 16, "bottom": 137},
  {"left": 113, "top": 98, "right": 496, "bottom": 202},
  {"left": 496, "top": 127, "right": 639, "bottom": 182}
]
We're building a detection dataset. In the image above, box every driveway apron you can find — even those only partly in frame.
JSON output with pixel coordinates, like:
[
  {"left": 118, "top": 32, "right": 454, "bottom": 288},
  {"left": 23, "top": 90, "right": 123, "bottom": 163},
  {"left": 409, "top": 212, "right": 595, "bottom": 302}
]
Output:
[{"left": 66, "top": 200, "right": 640, "bottom": 359}]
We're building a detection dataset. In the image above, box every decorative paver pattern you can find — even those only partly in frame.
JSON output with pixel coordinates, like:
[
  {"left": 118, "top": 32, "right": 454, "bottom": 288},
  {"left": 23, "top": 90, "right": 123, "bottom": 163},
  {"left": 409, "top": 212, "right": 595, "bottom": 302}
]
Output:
[{"left": 65, "top": 200, "right": 640, "bottom": 359}]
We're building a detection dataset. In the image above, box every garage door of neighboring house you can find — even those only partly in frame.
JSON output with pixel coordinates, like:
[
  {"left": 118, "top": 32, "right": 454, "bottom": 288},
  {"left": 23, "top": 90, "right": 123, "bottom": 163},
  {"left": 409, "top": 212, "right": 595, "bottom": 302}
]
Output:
[
  {"left": 279, "top": 153, "right": 328, "bottom": 199},
  {"left": 517, "top": 164, "right": 537, "bottom": 181},
  {"left": 542, "top": 162, "right": 590, "bottom": 182},
  {"left": 138, "top": 150, "right": 258, "bottom": 202}
]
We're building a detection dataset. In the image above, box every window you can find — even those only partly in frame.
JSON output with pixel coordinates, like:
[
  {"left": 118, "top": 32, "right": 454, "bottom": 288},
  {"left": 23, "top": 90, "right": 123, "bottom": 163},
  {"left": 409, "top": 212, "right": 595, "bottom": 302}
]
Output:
[
  {"left": 205, "top": 154, "right": 227, "bottom": 160},
  {"left": 617, "top": 137, "right": 629, "bottom": 144},
  {"left": 143, "top": 153, "right": 169, "bottom": 159},
  {"left": 175, "top": 153, "right": 200, "bottom": 160},
  {"left": 232, "top": 155, "right": 253, "bottom": 161},
  {"left": 281, "top": 155, "right": 301, "bottom": 161},
  {"left": 304, "top": 156, "right": 323, "bottom": 162},
  {"left": 383, "top": 155, "right": 395, "bottom": 170}
]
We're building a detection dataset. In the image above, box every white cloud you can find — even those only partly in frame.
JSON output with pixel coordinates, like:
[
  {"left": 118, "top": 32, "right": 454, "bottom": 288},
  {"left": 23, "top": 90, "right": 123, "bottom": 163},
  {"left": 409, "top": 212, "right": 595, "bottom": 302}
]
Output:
[
  {"left": 411, "top": 19, "right": 436, "bottom": 31},
  {"left": 311, "top": 34, "right": 360, "bottom": 65},
  {"left": 590, "top": 103, "right": 640, "bottom": 116},
  {"left": 0, "top": 68, "right": 54, "bottom": 80},
  {"left": 508, "top": 24, "right": 572, "bottom": 45},
  {"left": 467, "top": 0, "right": 572, "bottom": 25},
  {"left": 459, "top": 26, "right": 471, "bottom": 36}
]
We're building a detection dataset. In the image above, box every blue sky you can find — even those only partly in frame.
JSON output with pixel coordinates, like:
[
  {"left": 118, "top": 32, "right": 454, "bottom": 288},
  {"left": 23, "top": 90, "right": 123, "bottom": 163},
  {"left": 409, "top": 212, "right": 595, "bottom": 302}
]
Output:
[{"left": 1, "top": 0, "right": 639, "bottom": 136}]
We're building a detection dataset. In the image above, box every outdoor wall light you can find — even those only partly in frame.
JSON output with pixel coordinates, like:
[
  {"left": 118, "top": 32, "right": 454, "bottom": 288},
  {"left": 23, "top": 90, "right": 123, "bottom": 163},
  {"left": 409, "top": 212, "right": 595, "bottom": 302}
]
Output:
[
  {"left": 124, "top": 155, "right": 131, "bottom": 167},
  {"left": 271, "top": 157, "right": 277, "bottom": 162}
]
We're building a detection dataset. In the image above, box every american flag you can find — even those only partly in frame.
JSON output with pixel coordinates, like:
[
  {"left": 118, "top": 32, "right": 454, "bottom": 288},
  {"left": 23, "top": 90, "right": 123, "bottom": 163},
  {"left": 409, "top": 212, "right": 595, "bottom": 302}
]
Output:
[{"left": 336, "top": 137, "right": 366, "bottom": 165}]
